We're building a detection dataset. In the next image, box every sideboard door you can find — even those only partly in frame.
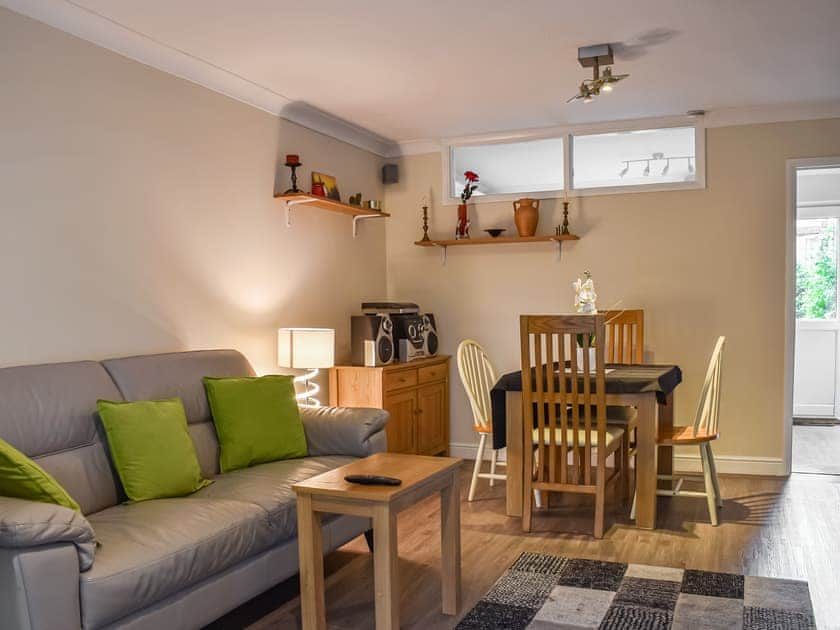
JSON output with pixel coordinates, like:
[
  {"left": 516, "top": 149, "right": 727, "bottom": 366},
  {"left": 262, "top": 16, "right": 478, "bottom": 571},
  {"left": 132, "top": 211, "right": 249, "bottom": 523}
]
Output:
[
  {"left": 417, "top": 381, "right": 447, "bottom": 456},
  {"left": 382, "top": 389, "right": 417, "bottom": 454}
]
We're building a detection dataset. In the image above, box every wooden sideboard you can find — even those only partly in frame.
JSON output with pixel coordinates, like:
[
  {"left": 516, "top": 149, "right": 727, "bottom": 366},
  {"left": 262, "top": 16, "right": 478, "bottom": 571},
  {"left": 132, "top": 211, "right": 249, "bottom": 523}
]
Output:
[{"left": 328, "top": 355, "right": 450, "bottom": 456}]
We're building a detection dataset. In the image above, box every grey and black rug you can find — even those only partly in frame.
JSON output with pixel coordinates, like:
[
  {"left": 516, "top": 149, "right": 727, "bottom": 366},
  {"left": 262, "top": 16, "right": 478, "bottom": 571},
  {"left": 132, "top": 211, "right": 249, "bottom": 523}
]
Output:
[{"left": 457, "top": 553, "right": 816, "bottom": 629}]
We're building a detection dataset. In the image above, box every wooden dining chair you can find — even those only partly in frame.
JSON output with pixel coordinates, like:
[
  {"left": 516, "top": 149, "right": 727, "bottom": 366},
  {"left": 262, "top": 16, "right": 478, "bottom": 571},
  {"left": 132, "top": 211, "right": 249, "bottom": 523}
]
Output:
[
  {"left": 631, "top": 336, "right": 726, "bottom": 526},
  {"left": 601, "top": 309, "right": 644, "bottom": 491},
  {"left": 520, "top": 314, "right": 628, "bottom": 538},
  {"left": 602, "top": 309, "right": 644, "bottom": 365}
]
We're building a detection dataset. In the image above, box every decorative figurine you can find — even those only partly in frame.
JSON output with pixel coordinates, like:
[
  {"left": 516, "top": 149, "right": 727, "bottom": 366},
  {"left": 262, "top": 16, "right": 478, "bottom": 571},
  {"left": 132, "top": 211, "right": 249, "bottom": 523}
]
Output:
[
  {"left": 349, "top": 193, "right": 362, "bottom": 206},
  {"left": 456, "top": 170, "right": 479, "bottom": 240},
  {"left": 573, "top": 270, "right": 597, "bottom": 314},
  {"left": 284, "top": 154, "right": 302, "bottom": 194}
]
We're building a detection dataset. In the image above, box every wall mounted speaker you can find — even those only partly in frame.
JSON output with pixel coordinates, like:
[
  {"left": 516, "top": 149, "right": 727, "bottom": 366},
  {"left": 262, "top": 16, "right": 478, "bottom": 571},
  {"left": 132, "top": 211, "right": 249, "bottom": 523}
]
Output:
[{"left": 382, "top": 164, "right": 399, "bottom": 184}]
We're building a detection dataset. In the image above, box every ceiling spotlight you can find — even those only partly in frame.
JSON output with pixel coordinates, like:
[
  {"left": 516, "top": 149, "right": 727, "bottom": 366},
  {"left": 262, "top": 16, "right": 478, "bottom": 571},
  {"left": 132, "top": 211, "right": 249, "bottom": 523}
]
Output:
[
  {"left": 619, "top": 162, "right": 629, "bottom": 177},
  {"left": 643, "top": 161, "right": 650, "bottom": 176},
  {"left": 567, "top": 45, "right": 629, "bottom": 104}
]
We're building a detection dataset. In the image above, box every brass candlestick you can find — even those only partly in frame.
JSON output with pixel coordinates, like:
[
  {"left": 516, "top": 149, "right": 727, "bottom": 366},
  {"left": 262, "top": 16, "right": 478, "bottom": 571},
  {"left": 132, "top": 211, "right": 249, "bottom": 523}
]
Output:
[
  {"left": 560, "top": 201, "right": 571, "bottom": 235},
  {"left": 420, "top": 205, "right": 431, "bottom": 242}
]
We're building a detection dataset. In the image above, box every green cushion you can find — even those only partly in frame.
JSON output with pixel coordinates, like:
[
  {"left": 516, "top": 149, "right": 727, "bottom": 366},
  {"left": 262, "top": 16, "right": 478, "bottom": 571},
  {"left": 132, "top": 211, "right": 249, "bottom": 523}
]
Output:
[
  {"left": 203, "top": 375, "right": 307, "bottom": 473},
  {"left": 0, "top": 438, "right": 80, "bottom": 511},
  {"left": 96, "top": 398, "right": 212, "bottom": 502}
]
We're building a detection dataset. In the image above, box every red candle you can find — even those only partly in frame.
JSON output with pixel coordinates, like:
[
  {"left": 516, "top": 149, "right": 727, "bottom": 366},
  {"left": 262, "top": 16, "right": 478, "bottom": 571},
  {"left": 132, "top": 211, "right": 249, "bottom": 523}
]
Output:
[{"left": 285, "top": 154, "right": 300, "bottom": 165}]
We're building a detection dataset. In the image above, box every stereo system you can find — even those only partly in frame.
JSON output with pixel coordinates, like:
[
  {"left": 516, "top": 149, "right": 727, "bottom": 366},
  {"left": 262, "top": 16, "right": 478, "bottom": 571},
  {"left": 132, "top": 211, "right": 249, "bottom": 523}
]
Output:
[{"left": 352, "top": 302, "right": 438, "bottom": 365}]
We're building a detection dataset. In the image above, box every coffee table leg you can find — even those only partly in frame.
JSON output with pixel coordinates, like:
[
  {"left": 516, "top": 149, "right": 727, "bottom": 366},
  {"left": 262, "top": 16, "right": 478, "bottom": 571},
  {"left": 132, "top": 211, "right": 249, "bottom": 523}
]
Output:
[
  {"left": 441, "top": 469, "right": 461, "bottom": 615},
  {"left": 373, "top": 505, "right": 399, "bottom": 630},
  {"left": 297, "top": 494, "right": 326, "bottom": 630}
]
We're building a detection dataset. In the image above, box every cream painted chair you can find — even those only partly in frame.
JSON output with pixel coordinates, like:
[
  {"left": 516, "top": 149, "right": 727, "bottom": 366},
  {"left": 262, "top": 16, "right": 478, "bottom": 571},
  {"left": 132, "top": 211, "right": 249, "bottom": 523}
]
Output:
[
  {"left": 457, "top": 340, "right": 507, "bottom": 501},
  {"left": 631, "top": 336, "right": 726, "bottom": 526},
  {"left": 457, "top": 339, "right": 545, "bottom": 505}
]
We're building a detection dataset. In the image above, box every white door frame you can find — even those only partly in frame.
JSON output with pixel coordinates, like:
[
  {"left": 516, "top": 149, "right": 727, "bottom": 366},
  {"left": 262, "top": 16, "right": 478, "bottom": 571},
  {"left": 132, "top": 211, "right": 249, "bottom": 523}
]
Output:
[{"left": 784, "top": 157, "right": 840, "bottom": 475}]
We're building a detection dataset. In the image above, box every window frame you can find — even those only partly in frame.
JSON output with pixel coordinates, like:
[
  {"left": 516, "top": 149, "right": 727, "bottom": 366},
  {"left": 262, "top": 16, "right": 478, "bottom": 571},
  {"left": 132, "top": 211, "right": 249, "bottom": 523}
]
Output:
[{"left": 441, "top": 117, "right": 705, "bottom": 205}]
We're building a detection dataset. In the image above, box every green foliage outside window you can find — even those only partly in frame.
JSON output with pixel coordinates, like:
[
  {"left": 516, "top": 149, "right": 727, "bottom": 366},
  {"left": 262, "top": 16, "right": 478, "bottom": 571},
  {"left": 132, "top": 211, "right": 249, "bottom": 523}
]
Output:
[{"left": 796, "top": 230, "right": 837, "bottom": 319}]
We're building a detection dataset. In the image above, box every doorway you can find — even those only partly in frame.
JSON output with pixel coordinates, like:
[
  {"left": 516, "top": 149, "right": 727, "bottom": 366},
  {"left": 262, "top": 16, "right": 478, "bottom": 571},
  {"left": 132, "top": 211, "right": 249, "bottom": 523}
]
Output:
[{"left": 792, "top": 164, "right": 840, "bottom": 474}]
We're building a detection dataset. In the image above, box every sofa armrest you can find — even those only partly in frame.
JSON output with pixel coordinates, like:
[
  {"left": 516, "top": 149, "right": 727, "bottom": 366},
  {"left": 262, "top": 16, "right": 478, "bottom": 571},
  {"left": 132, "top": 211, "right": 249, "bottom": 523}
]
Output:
[
  {"left": 301, "top": 406, "right": 389, "bottom": 457},
  {"left": 0, "top": 497, "right": 96, "bottom": 572},
  {"left": 0, "top": 544, "right": 82, "bottom": 630}
]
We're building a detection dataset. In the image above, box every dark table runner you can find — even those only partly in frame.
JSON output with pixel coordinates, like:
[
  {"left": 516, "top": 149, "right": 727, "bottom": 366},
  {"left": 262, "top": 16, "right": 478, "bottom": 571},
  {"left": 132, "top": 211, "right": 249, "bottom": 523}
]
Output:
[{"left": 489, "top": 364, "right": 682, "bottom": 450}]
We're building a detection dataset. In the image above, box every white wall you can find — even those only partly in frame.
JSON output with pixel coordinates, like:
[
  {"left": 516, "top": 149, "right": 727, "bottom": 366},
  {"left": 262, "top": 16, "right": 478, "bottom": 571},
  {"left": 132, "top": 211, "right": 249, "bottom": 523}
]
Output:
[{"left": 0, "top": 8, "right": 386, "bottom": 377}]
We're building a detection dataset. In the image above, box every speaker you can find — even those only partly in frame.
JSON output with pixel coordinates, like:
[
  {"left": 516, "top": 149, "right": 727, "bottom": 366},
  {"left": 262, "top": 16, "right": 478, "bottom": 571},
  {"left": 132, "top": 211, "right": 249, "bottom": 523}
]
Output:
[
  {"left": 390, "top": 313, "right": 438, "bottom": 361},
  {"left": 382, "top": 163, "right": 399, "bottom": 184},
  {"left": 351, "top": 315, "right": 394, "bottom": 366},
  {"left": 422, "top": 313, "right": 439, "bottom": 356}
]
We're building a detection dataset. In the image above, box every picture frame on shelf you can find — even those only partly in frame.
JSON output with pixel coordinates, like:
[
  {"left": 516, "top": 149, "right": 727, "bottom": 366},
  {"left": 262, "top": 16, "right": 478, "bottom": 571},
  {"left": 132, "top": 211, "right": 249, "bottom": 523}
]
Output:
[{"left": 312, "top": 172, "right": 341, "bottom": 202}]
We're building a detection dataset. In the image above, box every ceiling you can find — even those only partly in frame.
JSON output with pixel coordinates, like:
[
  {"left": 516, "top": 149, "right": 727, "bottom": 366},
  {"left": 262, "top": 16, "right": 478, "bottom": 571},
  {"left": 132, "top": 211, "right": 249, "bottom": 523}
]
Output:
[{"left": 7, "top": 0, "right": 840, "bottom": 147}]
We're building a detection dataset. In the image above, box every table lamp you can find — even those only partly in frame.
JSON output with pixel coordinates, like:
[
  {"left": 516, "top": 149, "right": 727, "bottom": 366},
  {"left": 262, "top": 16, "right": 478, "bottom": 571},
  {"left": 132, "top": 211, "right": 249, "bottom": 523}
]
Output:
[{"left": 277, "top": 328, "right": 335, "bottom": 406}]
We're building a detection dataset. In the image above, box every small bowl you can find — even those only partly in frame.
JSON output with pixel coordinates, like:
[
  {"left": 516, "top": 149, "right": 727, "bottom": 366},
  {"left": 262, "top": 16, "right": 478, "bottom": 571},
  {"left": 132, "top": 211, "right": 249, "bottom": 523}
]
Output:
[{"left": 484, "top": 228, "right": 506, "bottom": 238}]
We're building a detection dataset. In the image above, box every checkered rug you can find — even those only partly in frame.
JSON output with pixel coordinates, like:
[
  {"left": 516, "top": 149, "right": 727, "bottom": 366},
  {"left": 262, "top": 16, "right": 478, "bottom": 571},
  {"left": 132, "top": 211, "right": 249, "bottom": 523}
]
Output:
[{"left": 456, "top": 553, "right": 816, "bottom": 629}]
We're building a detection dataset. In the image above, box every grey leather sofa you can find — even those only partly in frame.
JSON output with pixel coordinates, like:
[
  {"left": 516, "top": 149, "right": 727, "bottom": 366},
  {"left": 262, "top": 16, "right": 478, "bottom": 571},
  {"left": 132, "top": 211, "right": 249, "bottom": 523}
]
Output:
[{"left": 0, "top": 350, "right": 388, "bottom": 630}]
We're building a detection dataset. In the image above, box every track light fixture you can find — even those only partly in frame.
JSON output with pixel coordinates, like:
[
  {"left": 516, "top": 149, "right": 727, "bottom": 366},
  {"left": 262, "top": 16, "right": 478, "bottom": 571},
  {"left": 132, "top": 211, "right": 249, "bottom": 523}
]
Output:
[{"left": 567, "top": 44, "right": 629, "bottom": 103}]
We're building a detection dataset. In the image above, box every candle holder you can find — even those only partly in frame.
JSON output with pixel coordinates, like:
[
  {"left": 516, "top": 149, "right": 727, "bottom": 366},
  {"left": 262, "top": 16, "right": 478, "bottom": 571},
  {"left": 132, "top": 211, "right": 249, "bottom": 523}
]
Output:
[
  {"left": 560, "top": 200, "right": 571, "bottom": 235},
  {"left": 420, "top": 204, "right": 431, "bottom": 242},
  {"left": 284, "top": 160, "right": 302, "bottom": 194}
]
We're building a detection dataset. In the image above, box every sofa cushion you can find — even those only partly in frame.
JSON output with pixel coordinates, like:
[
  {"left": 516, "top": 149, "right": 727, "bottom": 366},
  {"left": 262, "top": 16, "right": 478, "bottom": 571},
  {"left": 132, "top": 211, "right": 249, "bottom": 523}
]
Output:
[
  {"left": 195, "top": 455, "right": 356, "bottom": 539},
  {"left": 102, "top": 350, "right": 256, "bottom": 426},
  {"left": 81, "top": 498, "right": 273, "bottom": 629},
  {"left": 96, "top": 398, "right": 212, "bottom": 502},
  {"left": 0, "top": 437, "right": 81, "bottom": 511},
  {"left": 0, "top": 361, "right": 124, "bottom": 515},
  {"left": 203, "top": 375, "right": 308, "bottom": 472},
  {"left": 102, "top": 350, "right": 257, "bottom": 479}
]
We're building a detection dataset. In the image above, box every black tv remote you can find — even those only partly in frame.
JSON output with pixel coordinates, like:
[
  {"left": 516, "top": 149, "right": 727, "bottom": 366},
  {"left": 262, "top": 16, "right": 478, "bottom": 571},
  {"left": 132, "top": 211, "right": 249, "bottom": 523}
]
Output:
[{"left": 344, "top": 474, "right": 402, "bottom": 486}]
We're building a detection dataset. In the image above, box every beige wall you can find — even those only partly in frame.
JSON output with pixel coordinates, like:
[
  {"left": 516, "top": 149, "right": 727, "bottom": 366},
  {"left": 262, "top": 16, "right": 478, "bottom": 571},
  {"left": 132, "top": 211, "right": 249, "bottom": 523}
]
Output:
[
  {"left": 384, "top": 119, "right": 840, "bottom": 468},
  {"left": 0, "top": 9, "right": 386, "bottom": 378}
]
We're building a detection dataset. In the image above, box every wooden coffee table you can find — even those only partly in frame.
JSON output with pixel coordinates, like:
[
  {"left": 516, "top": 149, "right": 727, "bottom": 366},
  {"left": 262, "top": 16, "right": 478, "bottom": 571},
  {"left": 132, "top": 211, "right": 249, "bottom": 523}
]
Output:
[{"left": 293, "top": 452, "right": 462, "bottom": 630}]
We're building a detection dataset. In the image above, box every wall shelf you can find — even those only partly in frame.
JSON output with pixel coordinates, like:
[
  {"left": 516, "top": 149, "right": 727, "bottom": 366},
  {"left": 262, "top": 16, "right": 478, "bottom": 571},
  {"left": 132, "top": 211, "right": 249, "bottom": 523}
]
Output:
[
  {"left": 414, "top": 233, "right": 580, "bottom": 264},
  {"left": 274, "top": 193, "right": 389, "bottom": 237}
]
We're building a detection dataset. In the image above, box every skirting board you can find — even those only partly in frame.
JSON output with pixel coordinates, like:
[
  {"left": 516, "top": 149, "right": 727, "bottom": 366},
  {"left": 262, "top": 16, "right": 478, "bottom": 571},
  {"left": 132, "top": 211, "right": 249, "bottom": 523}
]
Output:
[{"left": 448, "top": 442, "right": 787, "bottom": 477}]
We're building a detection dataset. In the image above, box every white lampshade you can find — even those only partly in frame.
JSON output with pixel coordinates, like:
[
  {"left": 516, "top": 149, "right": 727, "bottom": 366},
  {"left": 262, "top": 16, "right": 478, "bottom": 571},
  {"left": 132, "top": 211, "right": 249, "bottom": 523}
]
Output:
[{"left": 277, "top": 328, "right": 335, "bottom": 369}]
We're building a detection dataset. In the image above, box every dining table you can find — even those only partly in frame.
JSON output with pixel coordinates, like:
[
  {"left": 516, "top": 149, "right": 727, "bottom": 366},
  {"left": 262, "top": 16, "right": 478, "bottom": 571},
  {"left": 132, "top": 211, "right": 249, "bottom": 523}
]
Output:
[{"left": 490, "top": 363, "right": 682, "bottom": 530}]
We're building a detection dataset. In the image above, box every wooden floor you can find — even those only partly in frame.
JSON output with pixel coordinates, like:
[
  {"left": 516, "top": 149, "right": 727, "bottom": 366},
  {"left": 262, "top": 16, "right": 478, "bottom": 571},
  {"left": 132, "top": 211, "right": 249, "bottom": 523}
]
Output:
[
  {"left": 793, "top": 424, "right": 840, "bottom": 475},
  {"left": 232, "top": 463, "right": 840, "bottom": 630}
]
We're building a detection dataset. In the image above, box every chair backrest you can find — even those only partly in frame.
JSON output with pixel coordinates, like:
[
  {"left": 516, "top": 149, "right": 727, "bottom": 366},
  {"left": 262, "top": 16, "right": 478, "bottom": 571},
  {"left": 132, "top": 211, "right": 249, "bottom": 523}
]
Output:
[
  {"left": 456, "top": 339, "right": 498, "bottom": 432},
  {"left": 601, "top": 309, "right": 644, "bottom": 364},
  {"left": 520, "top": 314, "right": 607, "bottom": 487},
  {"left": 693, "top": 336, "right": 726, "bottom": 436}
]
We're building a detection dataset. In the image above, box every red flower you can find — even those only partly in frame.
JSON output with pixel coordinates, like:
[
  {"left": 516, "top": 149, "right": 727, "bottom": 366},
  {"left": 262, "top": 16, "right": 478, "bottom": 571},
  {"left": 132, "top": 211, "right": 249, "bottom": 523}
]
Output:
[{"left": 464, "top": 170, "right": 479, "bottom": 182}]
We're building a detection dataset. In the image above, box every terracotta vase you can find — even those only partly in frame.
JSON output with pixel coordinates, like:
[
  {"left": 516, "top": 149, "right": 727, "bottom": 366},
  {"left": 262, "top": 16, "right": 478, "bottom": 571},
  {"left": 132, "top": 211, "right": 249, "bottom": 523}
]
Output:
[{"left": 513, "top": 198, "right": 540, "bottom": 237}]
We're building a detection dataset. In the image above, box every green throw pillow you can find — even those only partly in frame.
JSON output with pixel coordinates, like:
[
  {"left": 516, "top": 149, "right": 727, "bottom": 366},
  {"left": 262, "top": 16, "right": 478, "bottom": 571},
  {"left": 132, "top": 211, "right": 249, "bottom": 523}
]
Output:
[
  {"left": 203, "top": 375, "right": 307, "bottom": 473},
  {"left": 0, "top": 438, "right": 80, "bottom": 511},
  {"left": 96, "top": 398, "right": 212, "bottom": 502}
]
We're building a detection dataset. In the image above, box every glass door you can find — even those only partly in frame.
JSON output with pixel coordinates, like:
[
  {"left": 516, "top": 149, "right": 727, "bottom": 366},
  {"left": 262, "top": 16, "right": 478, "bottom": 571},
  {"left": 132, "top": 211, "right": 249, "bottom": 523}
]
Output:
[{"left": 794, "top": 209, "right": 840, "bottom": 418}]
